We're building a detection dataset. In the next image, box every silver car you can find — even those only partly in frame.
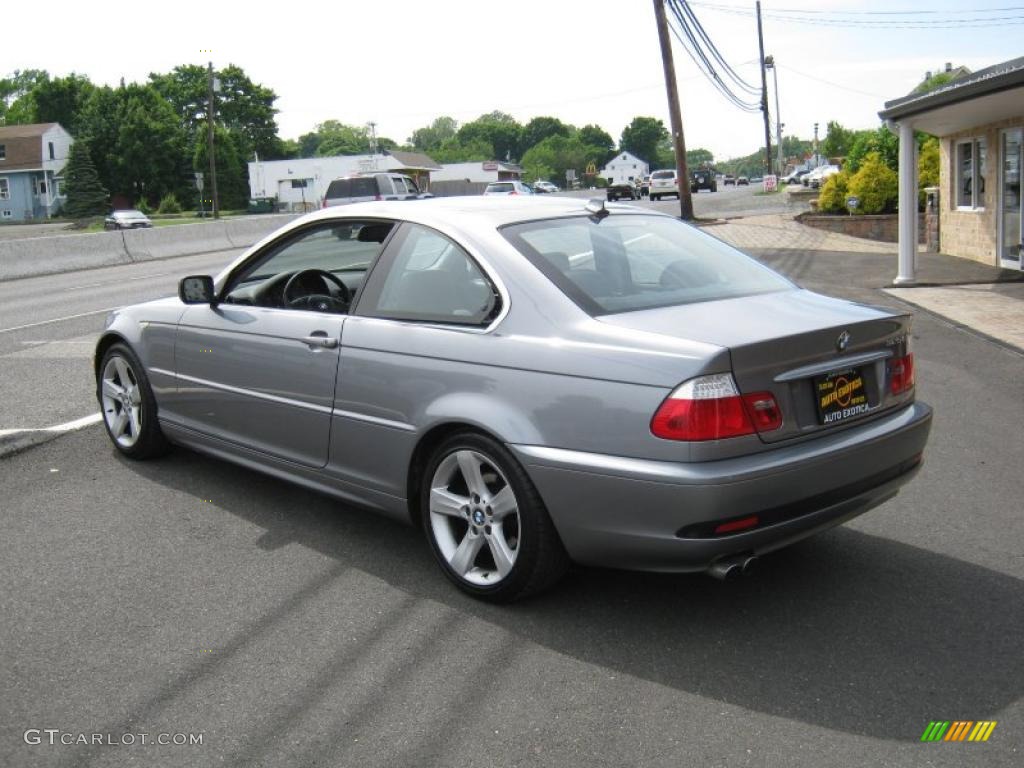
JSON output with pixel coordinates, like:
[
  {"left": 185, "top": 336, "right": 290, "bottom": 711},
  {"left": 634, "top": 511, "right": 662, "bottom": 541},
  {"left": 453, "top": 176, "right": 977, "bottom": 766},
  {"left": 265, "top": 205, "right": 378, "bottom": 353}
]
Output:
[{"left": 95, "top": 197, "right": 932, "bottom": 601}]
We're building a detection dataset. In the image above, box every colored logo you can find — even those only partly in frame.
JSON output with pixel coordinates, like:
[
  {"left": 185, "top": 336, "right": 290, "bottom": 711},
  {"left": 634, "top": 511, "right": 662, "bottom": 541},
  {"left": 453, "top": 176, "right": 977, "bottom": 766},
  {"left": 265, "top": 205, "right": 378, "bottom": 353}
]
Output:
[{"left": 920, "top": 721, "right": 997, "bottom": 742}]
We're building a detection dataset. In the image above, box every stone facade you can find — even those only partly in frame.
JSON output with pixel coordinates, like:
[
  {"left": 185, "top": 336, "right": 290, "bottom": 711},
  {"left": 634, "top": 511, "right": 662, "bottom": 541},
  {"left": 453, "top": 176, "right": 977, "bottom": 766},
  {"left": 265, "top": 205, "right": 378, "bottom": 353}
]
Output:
[
  {"left": 939, "top": 116, "right": 1023, "bottom": 265},
  {"left": 797, "top": 212, "right": 925, "bottom": 244}
]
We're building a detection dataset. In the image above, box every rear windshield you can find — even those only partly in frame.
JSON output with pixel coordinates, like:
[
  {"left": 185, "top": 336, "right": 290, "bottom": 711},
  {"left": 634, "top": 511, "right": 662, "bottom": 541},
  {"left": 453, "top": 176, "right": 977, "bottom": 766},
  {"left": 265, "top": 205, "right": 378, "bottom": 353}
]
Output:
[
  {"left": 651, "top": 170, "right": 675, "bottom": 179},
  {"left": 326, "top": 177, "right": 377, "bottom": 198},
  {"left": 487, "top": 183, "right": 512, "bottom": 192},
  {"left": 501, "top": 214, "right": 792, "bottom": 315}
]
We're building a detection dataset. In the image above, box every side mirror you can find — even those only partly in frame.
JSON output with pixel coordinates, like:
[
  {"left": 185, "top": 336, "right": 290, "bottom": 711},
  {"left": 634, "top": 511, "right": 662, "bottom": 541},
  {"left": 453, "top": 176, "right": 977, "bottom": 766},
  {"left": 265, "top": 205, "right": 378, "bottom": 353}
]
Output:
[{"left": 179, "top": 275, "right": 216, "bottom": 305}]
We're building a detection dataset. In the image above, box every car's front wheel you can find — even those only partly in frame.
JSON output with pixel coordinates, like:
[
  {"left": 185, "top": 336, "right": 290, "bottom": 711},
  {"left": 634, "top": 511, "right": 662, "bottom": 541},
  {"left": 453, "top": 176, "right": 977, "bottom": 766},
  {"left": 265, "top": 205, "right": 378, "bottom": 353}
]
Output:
[
  {"left": 98, "top": 343, "right": 170, "bottom": 459},
  {"left": 421, "top": 432, "right": 568, "bottom": 602}
]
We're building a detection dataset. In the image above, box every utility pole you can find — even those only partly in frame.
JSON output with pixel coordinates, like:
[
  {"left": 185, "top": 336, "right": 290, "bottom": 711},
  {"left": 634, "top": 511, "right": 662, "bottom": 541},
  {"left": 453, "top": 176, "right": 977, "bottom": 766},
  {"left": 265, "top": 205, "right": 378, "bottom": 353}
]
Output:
[
  {"left": 653, "top": 0, "right": 693, "bottom": 220},
  {"left": 207, "top": 61, "right": 219, "bottom": 219},
  {"left": 765, "top": 55, "right": 783, "bottom": 175},
  {"left": 755, "top": 1, "right": 772, "bottom": 175}
]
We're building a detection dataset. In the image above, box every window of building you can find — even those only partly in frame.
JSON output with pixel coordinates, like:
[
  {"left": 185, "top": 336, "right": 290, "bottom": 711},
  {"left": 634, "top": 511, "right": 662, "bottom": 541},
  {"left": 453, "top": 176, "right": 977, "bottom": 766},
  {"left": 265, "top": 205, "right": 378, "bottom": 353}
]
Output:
[
  {"left": 48, "top": 142, "right": 55, "bottom": 160},
  {"left": 1, "top": 210, "right": 11, "bottom": 218},
  {"left": 34, "top": 178, "right": 47, "bottom": 196},
  {"left": 290, "top": 178, "right": 309, "bottom": 188},
  {"left": 956, "top": 139, "right": 987, "bottom": 209},
  {"left": 54, "top": 180, "right": 63, "bottom": 197},
  {"left": 0, "top": 144, "right": 6, "bottom": 160},
  {"left": 0, "top": 178, "right": 9, "bottom": 200}
]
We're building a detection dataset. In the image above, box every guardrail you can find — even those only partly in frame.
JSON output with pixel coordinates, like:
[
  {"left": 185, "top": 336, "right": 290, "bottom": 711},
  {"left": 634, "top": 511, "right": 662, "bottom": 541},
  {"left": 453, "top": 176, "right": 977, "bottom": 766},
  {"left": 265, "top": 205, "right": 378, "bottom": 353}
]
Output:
[{"left": 0, "top": 214, "right": 302, "bottom": 281}]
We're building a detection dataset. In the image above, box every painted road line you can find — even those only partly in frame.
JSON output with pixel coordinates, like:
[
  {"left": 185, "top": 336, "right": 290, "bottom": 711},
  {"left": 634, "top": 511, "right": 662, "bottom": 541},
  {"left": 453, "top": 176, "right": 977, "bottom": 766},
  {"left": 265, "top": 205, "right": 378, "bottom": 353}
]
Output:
[
  {"left": 0, "top": 413, "right": 103, "bottom": 457},
  {"left": 0, "top": 308, "right": 117, "bottom": 335}
]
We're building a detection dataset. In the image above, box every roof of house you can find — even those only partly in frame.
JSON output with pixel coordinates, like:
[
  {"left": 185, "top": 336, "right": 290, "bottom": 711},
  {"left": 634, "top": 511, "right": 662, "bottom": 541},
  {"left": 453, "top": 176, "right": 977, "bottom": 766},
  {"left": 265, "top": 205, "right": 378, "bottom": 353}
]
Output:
[
  {"left": 879, "top": 56, "right": 1024, "bottom": 134},
  {"left": 384, "top": 150, "right": 442, "bottom": 171},
  {"left": 0, "top": 122, "right": 60, "bottom": 140}
]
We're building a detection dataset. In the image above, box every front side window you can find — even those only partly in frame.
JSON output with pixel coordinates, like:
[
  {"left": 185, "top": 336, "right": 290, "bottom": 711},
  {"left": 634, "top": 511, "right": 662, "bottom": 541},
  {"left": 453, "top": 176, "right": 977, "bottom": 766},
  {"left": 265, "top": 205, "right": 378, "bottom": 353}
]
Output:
[
  {"left": 956, "top": 139, "right": 987, "bottom": 209},
  {"left": 503, "top": 214, "right": 793, "bottom": 315},
  {"left": 358, "top": 224, "right": 499, "bottom": 325},
  {"left": 223, "top": 220, "right": 395, "bottom": 313}
]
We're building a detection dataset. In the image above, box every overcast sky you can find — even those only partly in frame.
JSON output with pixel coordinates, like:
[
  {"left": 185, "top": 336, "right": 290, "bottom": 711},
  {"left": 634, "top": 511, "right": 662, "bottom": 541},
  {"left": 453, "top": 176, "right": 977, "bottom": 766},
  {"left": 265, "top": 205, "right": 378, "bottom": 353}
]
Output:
[{"left": 5, "top": 1, "right": 1022, "bottom": 161}]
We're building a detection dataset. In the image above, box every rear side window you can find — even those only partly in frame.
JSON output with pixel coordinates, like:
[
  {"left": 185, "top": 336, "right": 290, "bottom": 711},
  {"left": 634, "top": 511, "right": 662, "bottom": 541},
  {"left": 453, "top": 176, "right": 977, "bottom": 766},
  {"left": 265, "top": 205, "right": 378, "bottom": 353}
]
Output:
[
  {"left": 358, "top": 224, "right": 499, "bottom": 325},
  {"left": 352, "top": 177, "right": 377, "bottom": 197},
  {"left": 487, "top": 183, "right": 511, "bottom": 193},
  {"left": 502, "top": 215, "right": 792, "bottom": 315},
  {"left": 326, "top": 179, "right": 352, "bottom": 198}
]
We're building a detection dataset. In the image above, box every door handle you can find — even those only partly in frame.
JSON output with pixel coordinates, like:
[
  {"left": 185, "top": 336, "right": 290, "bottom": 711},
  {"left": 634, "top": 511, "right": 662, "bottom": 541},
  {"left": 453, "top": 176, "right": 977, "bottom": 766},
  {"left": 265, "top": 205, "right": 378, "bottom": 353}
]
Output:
[{"left": 303, "top": 332, "right": 338, "bottom": 349}]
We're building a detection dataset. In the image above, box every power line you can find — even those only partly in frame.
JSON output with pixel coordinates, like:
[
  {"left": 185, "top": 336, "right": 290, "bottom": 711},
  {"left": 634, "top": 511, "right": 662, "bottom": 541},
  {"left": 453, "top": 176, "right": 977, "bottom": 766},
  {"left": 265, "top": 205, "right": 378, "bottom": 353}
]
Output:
[
  {"left": 665, "top": 0, "right": 761, "bottom": 112},
  {"left": 672, "top": 0, "right": 762, "bottom": 94},
  {"left": 776, "top": 64, "right": 889, "bottom": 99},
  {"left": 690, "top": 1, "right": 1024, "bottom": 15},
  {"left": 689, "top": 4, "right": 1024, "bottom": 27}
]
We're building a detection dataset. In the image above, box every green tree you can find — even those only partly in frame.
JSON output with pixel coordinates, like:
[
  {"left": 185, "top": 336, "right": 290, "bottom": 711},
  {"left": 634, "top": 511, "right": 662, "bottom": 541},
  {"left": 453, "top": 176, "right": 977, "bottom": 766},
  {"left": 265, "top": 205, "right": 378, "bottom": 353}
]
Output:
[
  {"left": 912, "top": 66, "right": 969, "bottom": 95},
  {"left": 620, "top": 117, "right": 668, "bottom": 166},
  {"left": 520, "top": 116, "right": 571, "bottom": 154},
  {"left": 409, "top": 116, "right": 459, "bottom": 152},
  {"left": 429, "top": 137, "right": 494, "bottom": 164},
  {"left": 520, "top": 134, "right": 603, "bottom": 186},
  {"left": 62, "top": 140, "right": 108, "bottom": 217},
  {"left": 76, "top": 84, "right": 189, "bottom": 206},
  {"left": 686, "top": 148, "right": 714, "bottom": 168},
  {"left": 0, "top": 69, "right": 49, "bottom": 123},
  {"left": 149, "top": 64, "right": 282, "bottom": 160},
  {"left": 845, "top": 126, "right": 898, "bottom": 173},
  {"left": 29, "top": 74, "right": 95, "bottom": 131},
  {"left": 313, "top": 120, "right": 371, "bottom": 156},
  {"left": 848, "top": 152, "right": 898, "bottom": 214},
  {"left": 193, "top": 125, "right": 248, "bottom": 210},
  {"left": 457, "top": 112, "right": 522, "bottom": 161},
  {"left": 820, "top": 120, "right": 856, "bottom": 160}
]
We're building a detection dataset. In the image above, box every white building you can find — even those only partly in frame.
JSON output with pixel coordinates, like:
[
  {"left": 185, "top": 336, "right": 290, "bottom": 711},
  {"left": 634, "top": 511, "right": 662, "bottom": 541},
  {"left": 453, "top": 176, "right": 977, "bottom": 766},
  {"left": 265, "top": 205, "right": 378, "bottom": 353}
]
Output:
[
  {"left": 431, "top": 161, "right": 522, "bottom": 183},
  {"left": 248, "top": 150, "right": 440, "bottom": 210},
  {"left": 600, "top": 151, "right": 649, "bottom": 185}
]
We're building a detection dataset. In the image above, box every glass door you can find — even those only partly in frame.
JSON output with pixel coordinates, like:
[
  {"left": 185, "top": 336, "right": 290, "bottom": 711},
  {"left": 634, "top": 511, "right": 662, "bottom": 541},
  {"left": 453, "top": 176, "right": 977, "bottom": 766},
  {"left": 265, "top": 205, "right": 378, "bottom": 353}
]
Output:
[{"left": 999, "top": 128, "right": 1022, "bottom": 269}]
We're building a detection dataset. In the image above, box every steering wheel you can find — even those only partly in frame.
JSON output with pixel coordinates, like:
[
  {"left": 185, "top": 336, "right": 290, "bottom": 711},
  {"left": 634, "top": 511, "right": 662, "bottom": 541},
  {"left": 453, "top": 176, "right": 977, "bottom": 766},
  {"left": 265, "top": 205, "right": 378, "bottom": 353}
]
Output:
[{"left": 282, "top": 269, "right": 351, "bottom": 313}]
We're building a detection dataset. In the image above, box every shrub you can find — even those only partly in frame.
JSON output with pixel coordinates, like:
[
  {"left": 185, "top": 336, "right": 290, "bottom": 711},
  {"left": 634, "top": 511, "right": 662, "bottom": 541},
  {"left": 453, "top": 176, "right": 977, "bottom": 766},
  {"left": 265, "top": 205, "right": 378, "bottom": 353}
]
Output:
[
  {"left": 136, "top": 198, "right": 152, "bottom": 215},
  {"left": 157, "top": 193, "right": 183, "bottom": 214},
  {"left": 847, "top": 152, "right": 897, "bottom": 214},
  {"left": 817, "top": 170, "right": 850, "bottom": 214},
  {"left": 918, "top": 136, "right": 939, "bottom": 209}
]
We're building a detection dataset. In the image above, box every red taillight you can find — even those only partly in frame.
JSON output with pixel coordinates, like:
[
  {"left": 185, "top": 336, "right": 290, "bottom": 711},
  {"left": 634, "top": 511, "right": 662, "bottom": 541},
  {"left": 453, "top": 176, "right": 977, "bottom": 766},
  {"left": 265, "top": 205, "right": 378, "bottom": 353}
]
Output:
[
  {"left": 714, "top": 515, "right": 760, "bottom": 534},
  {"left": 651, "top": 374, "right": 781, "bottom": 441},
  {"left": 509, "top": 190, "right": 518, "bottom": 195},
  {"left": 889, "top": 353, "right": 915, "bottom": 395}
]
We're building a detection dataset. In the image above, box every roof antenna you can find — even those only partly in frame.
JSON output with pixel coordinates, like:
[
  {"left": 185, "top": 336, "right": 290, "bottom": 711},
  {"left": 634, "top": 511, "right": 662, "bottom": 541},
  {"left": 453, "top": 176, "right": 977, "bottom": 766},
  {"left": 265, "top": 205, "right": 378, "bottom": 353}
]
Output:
[{"left": 585, "top": 198, "right": 610, "bottom": 218}]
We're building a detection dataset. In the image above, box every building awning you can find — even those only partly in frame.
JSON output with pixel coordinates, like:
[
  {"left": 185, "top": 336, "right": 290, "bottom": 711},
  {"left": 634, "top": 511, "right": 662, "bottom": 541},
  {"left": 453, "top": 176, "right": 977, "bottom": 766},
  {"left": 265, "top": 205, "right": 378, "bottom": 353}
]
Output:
[{"left": 879, "top": 56, "right": 1024, "bottom": 135}]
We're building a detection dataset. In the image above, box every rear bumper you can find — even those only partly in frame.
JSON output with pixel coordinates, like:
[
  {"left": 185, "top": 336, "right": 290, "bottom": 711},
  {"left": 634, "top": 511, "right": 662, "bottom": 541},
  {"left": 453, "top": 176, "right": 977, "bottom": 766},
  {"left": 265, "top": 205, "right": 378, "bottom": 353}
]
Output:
[{"left": 511, "top": 401, "right": 932, "bottom": 572}]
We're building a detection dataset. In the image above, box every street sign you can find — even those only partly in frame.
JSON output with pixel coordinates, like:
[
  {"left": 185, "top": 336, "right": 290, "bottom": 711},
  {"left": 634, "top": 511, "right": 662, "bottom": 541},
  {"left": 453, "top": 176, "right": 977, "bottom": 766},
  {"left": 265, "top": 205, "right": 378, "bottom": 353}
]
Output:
[
  {"left": 763, "top": 174, "right": 777, "bottom": 192},
  {"left": 565, "top": 169, "right": 576, "bottom": 181},
  {"left": 194, "top": 172, "right": 205, "bottom": 191},
  {"left": 847, "top": 195, "right": 860, "bottom": 211}
]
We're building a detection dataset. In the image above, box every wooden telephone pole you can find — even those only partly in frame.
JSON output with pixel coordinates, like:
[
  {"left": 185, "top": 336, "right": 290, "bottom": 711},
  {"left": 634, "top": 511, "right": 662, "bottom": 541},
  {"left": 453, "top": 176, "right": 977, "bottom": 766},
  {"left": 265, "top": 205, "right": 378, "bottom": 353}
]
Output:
[
  {"left": 653, "top": 0, "right": 693, "bottom": 221},
  {"left": 756, "top": 2, "right": 773, "bottom": 174}
]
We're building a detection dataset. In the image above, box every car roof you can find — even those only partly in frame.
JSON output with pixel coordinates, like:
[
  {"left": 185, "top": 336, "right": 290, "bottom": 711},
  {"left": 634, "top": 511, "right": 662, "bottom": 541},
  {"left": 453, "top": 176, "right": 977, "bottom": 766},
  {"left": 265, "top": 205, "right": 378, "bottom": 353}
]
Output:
[{"left": 288, "top": 195, "right": 662, "bottom": 231}]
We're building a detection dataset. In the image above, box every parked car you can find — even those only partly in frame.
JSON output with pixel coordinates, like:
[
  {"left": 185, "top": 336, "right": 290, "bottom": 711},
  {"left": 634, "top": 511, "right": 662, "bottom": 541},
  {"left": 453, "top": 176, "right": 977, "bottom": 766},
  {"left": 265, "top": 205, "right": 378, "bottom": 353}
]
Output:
[
  {"left": 322, "top": 173, "right": 427, "bottom": 207},
  {"left": 783, "top": 169, "right": 809, "bottom": 185},
  {"left": 104, "top": 210, "right": 153, "bottom": 230},
  {"left": 95, "top": 197, "right": 931, "bottom": 602},
  {"left": 649, "top": 169, "right": 679, "bottom": 200},
  {"left": 483, "top": 180, "right": 534, "bottom": 196},
  {"left": 723, "top": 174, "right": 736, "bottom": 186},
  {"left": 737, "top": 176, "right": 750, "bottom": 186},
  {"left": 533, "top": 181, "right": 559, "bottom": 194},
  {"left": 690, "top": 170, "right": 717, "bottom": 193},
  {"left": 803, "top": 165, "right": 841, "bottom": 189},
  {"left": 606, "top": 180, "right": 639, "bottom": 201}
]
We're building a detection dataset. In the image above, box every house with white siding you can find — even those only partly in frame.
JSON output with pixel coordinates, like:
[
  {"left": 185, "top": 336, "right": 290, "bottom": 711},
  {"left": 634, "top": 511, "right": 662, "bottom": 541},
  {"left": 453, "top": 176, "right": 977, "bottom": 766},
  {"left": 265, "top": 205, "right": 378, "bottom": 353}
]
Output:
[{"left": 600, "top": 151, "right": 649, "bottom": 185}]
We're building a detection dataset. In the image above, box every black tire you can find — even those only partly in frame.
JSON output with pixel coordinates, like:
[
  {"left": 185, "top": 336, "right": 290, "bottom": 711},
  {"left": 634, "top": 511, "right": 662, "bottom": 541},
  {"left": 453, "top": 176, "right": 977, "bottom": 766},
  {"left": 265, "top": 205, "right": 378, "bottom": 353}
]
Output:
[
  {"left": 97, "top": 342, "right": 170, "bottom": 460},
  {"left": 421, "top": 432, "right": 569, "bottom": 602}
]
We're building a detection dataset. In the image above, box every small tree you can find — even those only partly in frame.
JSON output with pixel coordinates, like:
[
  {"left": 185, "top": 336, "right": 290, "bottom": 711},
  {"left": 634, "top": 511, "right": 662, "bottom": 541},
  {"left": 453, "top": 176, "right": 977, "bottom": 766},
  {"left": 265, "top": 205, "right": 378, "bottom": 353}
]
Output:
[
  {"left": 847, "top": 152, "right": 898, "bottom": 214},
  {"left": 818, "top": 171, "right": 851, "bottom": 214},
  {"left": 157, "top": 192, "right": 183, "bottom": 214},
  {"left": 62, "top": 140, "right": 109, "bottom": 218}
]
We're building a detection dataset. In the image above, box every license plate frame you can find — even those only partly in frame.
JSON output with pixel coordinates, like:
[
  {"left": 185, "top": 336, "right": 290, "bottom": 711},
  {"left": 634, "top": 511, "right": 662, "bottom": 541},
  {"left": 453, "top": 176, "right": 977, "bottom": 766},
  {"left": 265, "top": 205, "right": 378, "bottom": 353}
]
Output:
[{"left": 814, "top": 367, "right": 870, "bottom": 426}]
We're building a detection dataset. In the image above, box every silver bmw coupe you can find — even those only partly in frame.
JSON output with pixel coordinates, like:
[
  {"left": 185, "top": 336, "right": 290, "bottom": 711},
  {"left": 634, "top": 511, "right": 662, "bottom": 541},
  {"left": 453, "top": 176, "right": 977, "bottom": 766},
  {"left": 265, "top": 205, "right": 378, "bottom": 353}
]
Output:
[{"left": 95, "top": 197, "right": 932, "bottom": 601}]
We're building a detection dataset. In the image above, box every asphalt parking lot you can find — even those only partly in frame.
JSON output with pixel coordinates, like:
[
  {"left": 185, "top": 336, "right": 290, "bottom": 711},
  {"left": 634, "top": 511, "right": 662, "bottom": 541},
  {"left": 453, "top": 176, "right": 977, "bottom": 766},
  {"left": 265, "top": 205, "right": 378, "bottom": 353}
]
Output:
[{"left": 1, "top": 187, "right": 1021, "bottom": 767}]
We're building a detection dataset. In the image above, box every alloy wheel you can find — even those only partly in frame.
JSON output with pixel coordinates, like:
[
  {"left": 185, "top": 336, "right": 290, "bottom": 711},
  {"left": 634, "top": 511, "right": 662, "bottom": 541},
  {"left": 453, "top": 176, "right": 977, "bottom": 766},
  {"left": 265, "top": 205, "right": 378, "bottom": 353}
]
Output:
[{"left": 101, "top": 355, "right": 142, "bottom": 448}]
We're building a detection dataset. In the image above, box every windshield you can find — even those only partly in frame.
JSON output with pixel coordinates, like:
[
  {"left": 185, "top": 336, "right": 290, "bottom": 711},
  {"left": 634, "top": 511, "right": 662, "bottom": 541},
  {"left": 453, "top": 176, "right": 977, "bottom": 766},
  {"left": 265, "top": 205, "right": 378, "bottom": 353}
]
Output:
[
  {"left": 501, "top": 214, "right": 793, "bottom": 315},
  {"left": 651, "top": 171, "right": 675, "bottom": 179}
]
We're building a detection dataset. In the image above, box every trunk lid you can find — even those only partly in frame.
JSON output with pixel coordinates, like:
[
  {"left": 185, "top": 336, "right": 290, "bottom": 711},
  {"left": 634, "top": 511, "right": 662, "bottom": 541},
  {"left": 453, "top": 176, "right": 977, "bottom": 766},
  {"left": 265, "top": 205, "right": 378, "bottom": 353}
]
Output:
[{"left": 598, "top": 289, "right": 914, "bottom": 443}]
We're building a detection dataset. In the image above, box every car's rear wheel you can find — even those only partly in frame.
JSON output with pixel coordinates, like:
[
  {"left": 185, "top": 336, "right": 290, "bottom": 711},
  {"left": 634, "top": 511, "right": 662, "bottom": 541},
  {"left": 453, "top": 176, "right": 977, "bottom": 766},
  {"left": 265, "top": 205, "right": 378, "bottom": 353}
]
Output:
[
  {"left": 98, "top": 343, "right": 169, "bottom": 459},
  {"left": 421, "top": 432, "right": 568, "bottom": 602}
]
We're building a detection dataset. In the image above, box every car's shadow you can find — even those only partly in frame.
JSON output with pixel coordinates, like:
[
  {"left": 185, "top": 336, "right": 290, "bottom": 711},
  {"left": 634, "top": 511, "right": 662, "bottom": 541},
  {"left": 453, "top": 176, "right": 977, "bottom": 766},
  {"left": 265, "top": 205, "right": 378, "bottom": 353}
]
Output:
[{"left": 123, "top": 444, "right": 1023, "bottom": 743}]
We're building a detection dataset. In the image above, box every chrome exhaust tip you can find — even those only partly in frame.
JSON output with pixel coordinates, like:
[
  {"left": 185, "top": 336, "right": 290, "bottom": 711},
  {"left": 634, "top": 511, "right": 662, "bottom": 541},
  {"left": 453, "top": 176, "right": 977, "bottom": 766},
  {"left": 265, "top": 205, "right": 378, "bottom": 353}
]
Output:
[{"left": 708, "top": 554, "right": 757, "bottom": 581}]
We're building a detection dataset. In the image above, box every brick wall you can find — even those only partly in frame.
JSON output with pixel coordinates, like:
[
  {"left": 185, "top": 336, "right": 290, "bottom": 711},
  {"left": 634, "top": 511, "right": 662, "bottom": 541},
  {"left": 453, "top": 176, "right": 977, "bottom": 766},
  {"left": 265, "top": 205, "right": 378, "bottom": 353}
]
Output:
[
  {"left": 797, "top": 212, "right": 925, "bottom": 243},
  {"left": 940, "top": 116, "right": 1023, "bottom": 265}
]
